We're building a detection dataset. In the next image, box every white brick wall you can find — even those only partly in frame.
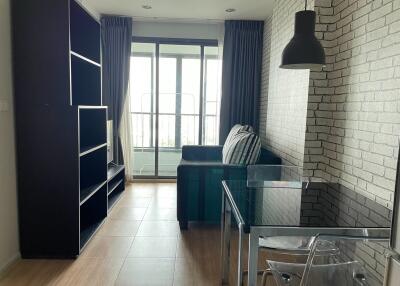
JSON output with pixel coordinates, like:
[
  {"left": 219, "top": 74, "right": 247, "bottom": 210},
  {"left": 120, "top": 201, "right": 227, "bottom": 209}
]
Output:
[
  {"left": 259, "top": 0, "right": 314, "bottom": 166},
  {"left": 304, "top": 0, "right": 400, "bottom": 209},
  {"left": 260, "top": 0, "right": 400, "bottom": 209}
]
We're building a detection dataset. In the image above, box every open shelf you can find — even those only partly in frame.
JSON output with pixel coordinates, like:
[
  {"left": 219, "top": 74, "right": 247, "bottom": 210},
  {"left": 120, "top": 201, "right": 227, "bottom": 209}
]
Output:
[
  {"left": 108, "top": 185, "right": 124, "bottom": 211},
  {"left": 80, "top": 146, "right": 107, "bottom": 193},
  {"left": 108, "top": 179, "right": 123, "bottom": 195},
  {"left": 107, "top": 163, "right": 125, "bottom": 211},
  {"left": 79, "top": 108, "right": 107, "bottom": 153},
  {"left": 80, "top": 184, "right": 107, "bottom": 250},
  {"left": 108, "top": 164, "right": 125, "bottom": 180},
  {"left": 71, "top": 54, "right": 101, "bottom": 106},
  {"left": 80, "top": 218, "right": 104, "bottom": 250},
  {"left": 80, "top": 143, "right": 107, "bottom": 157},
  {"left": 70, "top": 0, "right": 101, "bottom": 63},
  {"left": 80, "top": 181, "right": 106, "bottom": 205}
]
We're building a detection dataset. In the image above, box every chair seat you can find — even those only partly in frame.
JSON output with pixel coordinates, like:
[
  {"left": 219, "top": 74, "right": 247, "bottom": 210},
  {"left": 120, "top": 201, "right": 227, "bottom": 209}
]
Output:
[
  {"left": 259, "top": 236, "right": 338, "bottom": 256},
  {"left": 259, "top": 236, "right": 312, "bottom": 254}
]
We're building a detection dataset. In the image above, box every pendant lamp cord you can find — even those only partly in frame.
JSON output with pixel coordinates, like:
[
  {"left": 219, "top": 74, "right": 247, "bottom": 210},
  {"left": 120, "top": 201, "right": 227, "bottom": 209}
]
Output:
[{"left": 305, "top": 0, "right": 308, "bottom": 10}]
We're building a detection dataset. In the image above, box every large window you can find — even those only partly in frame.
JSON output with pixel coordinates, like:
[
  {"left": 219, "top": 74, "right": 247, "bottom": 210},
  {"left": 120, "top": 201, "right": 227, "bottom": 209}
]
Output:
[{"left": 129, "top": 40, "right": 221, "bottom": 177}]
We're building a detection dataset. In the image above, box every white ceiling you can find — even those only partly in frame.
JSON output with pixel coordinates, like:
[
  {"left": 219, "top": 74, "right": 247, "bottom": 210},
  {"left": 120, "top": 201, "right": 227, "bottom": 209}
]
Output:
[{"left": 82, "top": 0, "right": 275, "bottom": 22}]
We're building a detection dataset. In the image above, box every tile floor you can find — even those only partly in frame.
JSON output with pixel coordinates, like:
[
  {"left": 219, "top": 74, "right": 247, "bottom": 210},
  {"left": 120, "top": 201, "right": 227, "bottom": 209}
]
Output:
[{"left": 0, "top": 183, "right": 274, "bottom": 286}]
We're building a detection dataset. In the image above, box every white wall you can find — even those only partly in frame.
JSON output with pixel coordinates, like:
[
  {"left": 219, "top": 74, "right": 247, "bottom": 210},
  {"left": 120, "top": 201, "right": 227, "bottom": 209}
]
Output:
[
  {"left": 0, "top": 0, "right": 19, "bottom": 273},
  {"left": 305, "top": 0, "right": 400, "bottom": 209},
  {"left": 132, "top": 21, "right": 224, "bottom": 40},
  {"left": 259, "top": 0, "right": 314, "bottom": 166}
]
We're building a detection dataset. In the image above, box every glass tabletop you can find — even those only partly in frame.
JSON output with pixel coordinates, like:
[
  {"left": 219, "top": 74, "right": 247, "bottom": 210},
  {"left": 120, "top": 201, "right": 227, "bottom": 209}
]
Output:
[{"left": 223, "top": 179, "right": 392, "bottom": 233}]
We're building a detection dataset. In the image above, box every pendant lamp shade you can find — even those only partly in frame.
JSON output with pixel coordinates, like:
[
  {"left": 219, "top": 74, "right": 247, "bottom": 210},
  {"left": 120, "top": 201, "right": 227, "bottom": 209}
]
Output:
[{"left": 280, "top": 10, "right": 325, "bottom": 69}]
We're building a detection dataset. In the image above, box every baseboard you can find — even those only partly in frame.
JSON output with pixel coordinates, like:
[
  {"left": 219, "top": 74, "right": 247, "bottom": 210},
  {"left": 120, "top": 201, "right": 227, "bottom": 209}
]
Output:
[{"left": 0, "top": 252, "right": 20, "bottom": 278}]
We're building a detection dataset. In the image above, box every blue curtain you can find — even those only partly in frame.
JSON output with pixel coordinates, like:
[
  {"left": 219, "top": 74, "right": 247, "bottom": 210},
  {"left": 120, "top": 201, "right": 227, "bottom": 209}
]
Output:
[
  {"left": 101, "top": 16, "right": 132, "bottom": 164},
  {"left": 219, "top": 20, "right": 264, "bottom": 144}
]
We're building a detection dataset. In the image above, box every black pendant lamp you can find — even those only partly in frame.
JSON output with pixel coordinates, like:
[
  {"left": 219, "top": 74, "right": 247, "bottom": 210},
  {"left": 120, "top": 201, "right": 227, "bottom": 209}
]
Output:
[{"left": 280, "top": 0, "right": 325, "bottom": 69}]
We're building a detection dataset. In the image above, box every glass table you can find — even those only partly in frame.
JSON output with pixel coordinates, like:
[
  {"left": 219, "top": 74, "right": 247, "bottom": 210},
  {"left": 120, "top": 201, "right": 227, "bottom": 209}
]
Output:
[{"left": 221, "top": 166, "right": 392, "bottom": 286}]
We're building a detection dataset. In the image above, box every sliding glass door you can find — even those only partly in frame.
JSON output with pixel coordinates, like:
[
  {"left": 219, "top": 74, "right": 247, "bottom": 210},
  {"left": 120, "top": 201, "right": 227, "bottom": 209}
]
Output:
[
  {"left": 130, "top": 42, "right": 156, "bottom": 176},
  {"left": 130, "top": 39, "right": 221, "bottom": 178}
]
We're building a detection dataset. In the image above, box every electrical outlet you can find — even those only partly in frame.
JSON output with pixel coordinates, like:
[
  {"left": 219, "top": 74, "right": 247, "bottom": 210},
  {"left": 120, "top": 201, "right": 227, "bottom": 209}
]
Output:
[{"left": 0, "top": 99, "right": 10, "bottom": 112}]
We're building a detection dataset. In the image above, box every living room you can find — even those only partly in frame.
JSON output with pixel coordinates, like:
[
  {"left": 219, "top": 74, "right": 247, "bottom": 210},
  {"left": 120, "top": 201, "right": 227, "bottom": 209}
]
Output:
[{"left": 1, "top": 0, "right": 400, "bottom": 285}]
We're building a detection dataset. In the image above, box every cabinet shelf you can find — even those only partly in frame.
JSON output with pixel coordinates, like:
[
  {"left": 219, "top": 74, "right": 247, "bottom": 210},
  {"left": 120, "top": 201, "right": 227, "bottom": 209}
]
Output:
[
  {"left": 108, "top": 190, "right": 123, "bottom": 211},
  {"left": 80, "top": 143, "right": 107, "bottom": 157},
  {"left": 71, "top": 55, "right": 101, "bottom": 106},
  {"left": 80, "top": 181, "right": 106, "bottom": 205},
  {"left": 80, "top": 218, "right": 105, "bottom": 250},
  {"left": 108, "top": 164, "right": 125, "bottom": 180},
  {"left": 80, "top": 184, "right": 107, "bottom": 251},
  {"left": 108, "top": 179, "right": 123, "bottom": 196},
  {"left": 70, "top": 0, "right": 101, "bottom": 63},
  {"left": 71, "top": 51, "right": 100, "bottom": 67},
  {"left": 79, "top": 108, "right": 107, "bottom": 153}
]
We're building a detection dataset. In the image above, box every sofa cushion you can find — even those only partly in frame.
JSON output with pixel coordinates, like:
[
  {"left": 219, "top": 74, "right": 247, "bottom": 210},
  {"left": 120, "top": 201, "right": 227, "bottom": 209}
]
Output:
[
  {"left": 223, "top": 124, "right": 253, "bottom": 157},
  {"left": 222, "top": 131, "right": 261, "bottom": 165}
]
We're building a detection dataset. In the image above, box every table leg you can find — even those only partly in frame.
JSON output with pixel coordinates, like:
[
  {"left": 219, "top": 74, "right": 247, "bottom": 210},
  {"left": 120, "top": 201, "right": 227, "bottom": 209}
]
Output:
[
  {"left": 248, "top": 231, "right": 259, "bottom": 286},
  {"left": 237, "top": 223, "right": 244, "bottom": 286},
  {"left": 221, "top": 195, "right": 232, "bottom": 284}
]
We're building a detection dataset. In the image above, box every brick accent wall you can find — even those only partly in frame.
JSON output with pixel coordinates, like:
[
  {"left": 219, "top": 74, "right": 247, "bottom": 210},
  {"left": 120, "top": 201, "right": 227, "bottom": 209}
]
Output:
[
  {"left": 260, "top": 0, "right": 400, "bottom": 209},
  {"left": 259, "top": 0, "right": 315, "bottom": 166},
  {"left": 305, "top": 0, "right": 400, "bottom": 209}
]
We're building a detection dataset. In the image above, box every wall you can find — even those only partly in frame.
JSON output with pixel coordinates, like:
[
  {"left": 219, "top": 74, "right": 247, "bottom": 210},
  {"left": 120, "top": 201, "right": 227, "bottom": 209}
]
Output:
[
  {"left": 132, "top": 21, "right": 224, "bottom": 41},
  {"left": 305, "top": 0, "right": 400, "bottom": 209},
  {"left": 260, "top": 0, "right": 400, "bottom": 208},
  {"left": 0, "top": 0, "right": 19, "bottom": 273},
  {"left": 259, "top": 0, "right": 314, "bottom": 166}
]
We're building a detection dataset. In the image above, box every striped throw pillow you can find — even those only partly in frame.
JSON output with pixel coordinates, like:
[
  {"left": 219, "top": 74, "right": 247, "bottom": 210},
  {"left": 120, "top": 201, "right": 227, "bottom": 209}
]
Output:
[
  {"left": 223, "top": 124, "right": 254, "bottom": 156},
  {"left": 222, "top": 131, "right": 261, "bottom": 165}
]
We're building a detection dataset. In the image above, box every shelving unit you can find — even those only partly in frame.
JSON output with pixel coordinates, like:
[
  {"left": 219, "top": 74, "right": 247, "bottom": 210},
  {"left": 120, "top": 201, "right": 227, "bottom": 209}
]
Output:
[
  {"left": 13, "top": 0, "right": 112, "bottom": 258},
  {"left": 107, "top": 163, "right": 125, "bottom": 211}
]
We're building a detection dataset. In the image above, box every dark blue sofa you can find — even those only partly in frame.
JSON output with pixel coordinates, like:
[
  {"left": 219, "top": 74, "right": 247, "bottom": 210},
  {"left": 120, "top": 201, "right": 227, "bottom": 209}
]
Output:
[{"left": 177, "top": 145, "right": 282, "bottom": 229}]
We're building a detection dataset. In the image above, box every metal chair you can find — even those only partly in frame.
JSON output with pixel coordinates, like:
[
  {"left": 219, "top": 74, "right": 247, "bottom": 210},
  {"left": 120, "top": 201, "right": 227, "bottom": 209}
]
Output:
[
  {"left": 383, "top": 255, "right": 400, "bottom": 286},
  {"left": 267, "top": 234, "right": 388, "bottom": 286},
  {"left": 246, "top": 165, "right": 322, "bottom": 285}
]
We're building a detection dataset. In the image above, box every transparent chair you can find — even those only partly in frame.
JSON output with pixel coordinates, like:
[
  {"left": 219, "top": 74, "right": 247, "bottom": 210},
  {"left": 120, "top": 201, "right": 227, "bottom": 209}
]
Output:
[
  {"left": 246, "top": 165, "right": 322, "bottom": 283},
  {"left": 268, "top": 235, "right": 388, "bottom": 286}
]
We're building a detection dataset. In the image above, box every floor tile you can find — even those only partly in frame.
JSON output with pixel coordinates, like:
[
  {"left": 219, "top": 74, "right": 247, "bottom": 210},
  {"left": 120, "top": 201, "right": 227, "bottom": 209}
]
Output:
[
  {"left": 124, "top": 186, "right": 155, "bottom": 198},
  {"left": 98, "top": 219, "right": 141, "bottom": 237},
  {"left": 149, "top": 197, "right": 176, "bottom": 209},
  {"left": 80, "top": 236, "right": 134, "bottom": 258},
  {"left": 154, "top": 186, "right": 176, "bottom": 198},
  {"left": 128, "top": 237, "right": 178, "bottom": 258},
  {"left": 136, "top": 221, "right": 180, "bottom": 237},
  {"left": 110, "top": 207, "right": 147, "bottom": 221},
  {"left": 0, "top": 259, "right": 71, "bottom": 286},
  {"left": 143, "top": 207, "right": 177, "bottom": 221},
  {"left": 116, "top": 197, "right": 152, "bottom": 208},
  {"left": 115, "top": 258, "right": 175, "bottom": 286},
  {"left": 0, "top": 183, "right": 258, "bottom": 286},
  {"left": 54, "top": 258, "right": 124, "bottom": 286},
  {"left": 172, "top": 258, "right": 196, "bottom": 286}
]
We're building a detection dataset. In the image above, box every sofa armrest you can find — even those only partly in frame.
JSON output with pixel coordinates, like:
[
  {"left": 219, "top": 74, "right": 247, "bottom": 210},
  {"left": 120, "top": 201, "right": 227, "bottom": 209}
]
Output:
[
  {"left": 181, "top": 145, "right": 223, "bottom": 161},
  {"left": 258, "top": 148, "right": 282, "bottom": 165}
]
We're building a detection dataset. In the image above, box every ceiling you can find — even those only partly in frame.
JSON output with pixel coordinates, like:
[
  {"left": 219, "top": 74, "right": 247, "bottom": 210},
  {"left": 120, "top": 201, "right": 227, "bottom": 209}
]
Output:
[{"left": 82, "top": 0, "right": 275, "bottom": 22}]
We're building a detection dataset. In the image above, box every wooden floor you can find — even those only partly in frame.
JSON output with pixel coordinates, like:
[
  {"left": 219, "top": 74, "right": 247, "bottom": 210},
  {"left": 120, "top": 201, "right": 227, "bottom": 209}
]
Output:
[{"left": 0, "top": 183, "right": 277, "bottom": 286}]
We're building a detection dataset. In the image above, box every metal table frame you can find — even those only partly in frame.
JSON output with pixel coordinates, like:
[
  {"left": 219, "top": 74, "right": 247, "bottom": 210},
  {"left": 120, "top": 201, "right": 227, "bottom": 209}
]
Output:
[{"left": 220, "top": 181, "right": 391, "bottom": 286}]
